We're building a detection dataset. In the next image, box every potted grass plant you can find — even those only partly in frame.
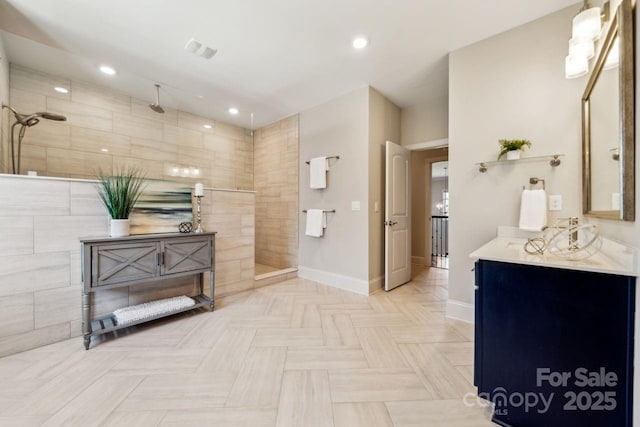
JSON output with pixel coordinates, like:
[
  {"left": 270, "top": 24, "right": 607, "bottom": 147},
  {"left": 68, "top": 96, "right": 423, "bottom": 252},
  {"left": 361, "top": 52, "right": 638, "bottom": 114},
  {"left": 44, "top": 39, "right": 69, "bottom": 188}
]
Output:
[
  {"left": 96, "top": 167, "right": 146, "bottom": 237},
  {"left": 498, "top": 139, "right": 532, "bottom": 161}
]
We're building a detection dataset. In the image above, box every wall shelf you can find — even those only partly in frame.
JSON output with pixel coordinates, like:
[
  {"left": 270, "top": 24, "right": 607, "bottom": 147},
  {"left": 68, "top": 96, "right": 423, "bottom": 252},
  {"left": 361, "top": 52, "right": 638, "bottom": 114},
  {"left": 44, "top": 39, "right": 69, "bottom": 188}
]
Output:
[{"left": 476, "top": 154, "right": 564, "bottom": 173}]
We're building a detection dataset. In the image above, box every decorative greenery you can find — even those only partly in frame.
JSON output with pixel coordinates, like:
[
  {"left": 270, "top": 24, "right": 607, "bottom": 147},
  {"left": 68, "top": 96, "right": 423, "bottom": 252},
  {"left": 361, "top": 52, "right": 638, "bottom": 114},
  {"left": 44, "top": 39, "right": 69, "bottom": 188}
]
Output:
[
  {"left": 96, "top": 167, "right": 146, "bottom": 219},
  {"left": 498, "top": 139, "right": 532, "bottom": 160}
]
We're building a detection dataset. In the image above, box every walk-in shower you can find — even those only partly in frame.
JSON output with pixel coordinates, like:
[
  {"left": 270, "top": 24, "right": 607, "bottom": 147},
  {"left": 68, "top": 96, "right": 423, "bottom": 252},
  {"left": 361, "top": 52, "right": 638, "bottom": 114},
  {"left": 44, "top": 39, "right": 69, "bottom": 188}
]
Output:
[{"left": 2, "top": 104, "right": 67, "bottom": 175}]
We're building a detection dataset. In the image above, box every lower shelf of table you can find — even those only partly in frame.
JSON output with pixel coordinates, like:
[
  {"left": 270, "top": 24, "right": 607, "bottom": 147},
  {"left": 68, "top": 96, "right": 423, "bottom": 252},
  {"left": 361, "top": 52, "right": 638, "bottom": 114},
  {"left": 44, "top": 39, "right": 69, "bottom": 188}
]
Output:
[{"left": 88, "top": 294, "right": 213, "bottom": 337}]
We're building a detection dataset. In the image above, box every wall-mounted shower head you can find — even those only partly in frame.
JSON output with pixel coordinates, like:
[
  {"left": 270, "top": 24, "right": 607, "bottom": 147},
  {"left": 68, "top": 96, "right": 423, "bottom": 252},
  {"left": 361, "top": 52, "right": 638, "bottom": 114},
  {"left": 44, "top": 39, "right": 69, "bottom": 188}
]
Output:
[
  {"left": 2, "top": 104, "right": 67, "bottom": 125},
  {"left": 1, "top": 104, "right": 67, "bottom": 174},
  {"left": 149, "top": 84, "right": 165, "bottom": 114}
]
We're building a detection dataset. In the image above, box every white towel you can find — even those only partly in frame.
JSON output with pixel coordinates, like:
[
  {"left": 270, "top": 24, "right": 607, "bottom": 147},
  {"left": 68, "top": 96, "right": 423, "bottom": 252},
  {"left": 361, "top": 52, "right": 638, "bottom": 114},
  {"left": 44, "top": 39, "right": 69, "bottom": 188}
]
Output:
[
  {"left": 309, "top": 157, "right": 328, "bottom": 189},
  {"left": 305, "top": 209, "right": 326, "bottom": 237},
  {"left": 113, "top": 296, "right": 195, "bottom": 326},
  {"left": 519, "top": 189, "right": 547, "bottom": 231}
]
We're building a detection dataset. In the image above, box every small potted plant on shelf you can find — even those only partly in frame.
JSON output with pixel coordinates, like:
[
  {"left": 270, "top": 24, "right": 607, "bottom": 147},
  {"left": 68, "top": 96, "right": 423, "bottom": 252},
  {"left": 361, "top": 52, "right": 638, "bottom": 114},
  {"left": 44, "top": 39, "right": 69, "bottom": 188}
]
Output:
[
  {"left": 96, "top": 167, "right": 146, "bottom": 237},
  {"left": 498, "top": 139, "right": 532, "bottom": 161}
]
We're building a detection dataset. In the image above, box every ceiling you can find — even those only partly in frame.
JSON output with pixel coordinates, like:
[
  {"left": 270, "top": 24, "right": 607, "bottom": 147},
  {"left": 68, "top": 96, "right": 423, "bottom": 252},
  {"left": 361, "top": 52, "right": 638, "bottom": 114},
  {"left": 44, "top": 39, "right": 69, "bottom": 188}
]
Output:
[{"left": 0, "top": 0, "right": 578, "bottom": 128}]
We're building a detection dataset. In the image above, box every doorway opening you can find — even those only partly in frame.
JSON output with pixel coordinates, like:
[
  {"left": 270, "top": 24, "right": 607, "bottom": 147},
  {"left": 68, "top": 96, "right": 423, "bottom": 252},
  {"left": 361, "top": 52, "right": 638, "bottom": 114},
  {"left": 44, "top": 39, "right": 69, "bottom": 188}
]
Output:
[{"left": 430, "top": 161, "right": 449, "bottom": 269}]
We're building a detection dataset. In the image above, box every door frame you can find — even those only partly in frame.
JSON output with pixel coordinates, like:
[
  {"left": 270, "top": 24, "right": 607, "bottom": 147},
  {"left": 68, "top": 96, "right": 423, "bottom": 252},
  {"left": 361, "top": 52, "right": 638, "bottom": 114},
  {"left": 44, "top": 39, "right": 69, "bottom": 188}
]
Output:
[{"left": 423, "top": 154, "right": 448, "bottom": 266}]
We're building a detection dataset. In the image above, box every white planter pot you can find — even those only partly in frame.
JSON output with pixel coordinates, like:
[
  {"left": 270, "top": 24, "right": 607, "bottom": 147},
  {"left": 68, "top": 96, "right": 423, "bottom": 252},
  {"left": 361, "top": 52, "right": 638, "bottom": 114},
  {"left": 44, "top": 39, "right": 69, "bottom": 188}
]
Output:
[
  {"left": 506, "top": 151, "right": 521, "bottom": 161},
  {"left": 110, "top": 219, "right": 130, "bottom": 237}
]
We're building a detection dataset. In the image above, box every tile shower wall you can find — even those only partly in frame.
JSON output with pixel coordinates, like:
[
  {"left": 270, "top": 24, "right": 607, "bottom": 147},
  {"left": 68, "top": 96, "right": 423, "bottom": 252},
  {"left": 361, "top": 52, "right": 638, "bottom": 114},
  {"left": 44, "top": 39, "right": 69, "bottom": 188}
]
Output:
[
  {"left": 253, "top": 115, "right": 299, "bottom": 269},
  {"left": 0, "top": 176, "right": 255, "bottom": 357},
  {"left": 8, "top": 64, "right": 254, "bottom": 190}
]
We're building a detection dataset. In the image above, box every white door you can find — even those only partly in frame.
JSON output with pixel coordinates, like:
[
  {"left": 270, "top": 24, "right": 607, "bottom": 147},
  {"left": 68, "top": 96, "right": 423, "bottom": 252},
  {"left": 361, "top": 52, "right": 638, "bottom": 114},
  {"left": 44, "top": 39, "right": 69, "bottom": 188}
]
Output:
[{"left": 385, "top": 141, "right": 411, "bottom": 291}]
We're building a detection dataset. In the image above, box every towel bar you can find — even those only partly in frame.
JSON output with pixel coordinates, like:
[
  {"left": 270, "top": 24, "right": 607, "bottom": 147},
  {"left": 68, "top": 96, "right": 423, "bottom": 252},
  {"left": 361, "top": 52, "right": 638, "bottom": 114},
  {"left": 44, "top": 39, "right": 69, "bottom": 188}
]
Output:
[
  {"left": 524, "top": 177, "right": 545, "bottom": 190},
  {"left": 305, "top": 156, "right": 340, "bottom": 165},
  {"left": 302, "top": 209, "right": 336, "bottom": 213}
]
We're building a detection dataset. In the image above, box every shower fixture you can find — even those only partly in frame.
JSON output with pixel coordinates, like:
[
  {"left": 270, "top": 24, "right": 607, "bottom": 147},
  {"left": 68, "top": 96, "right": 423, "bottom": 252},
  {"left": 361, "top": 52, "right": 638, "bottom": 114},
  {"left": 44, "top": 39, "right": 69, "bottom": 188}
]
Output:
[
  {"left": 149, "top": 84, "right": 165, "bottom": 114},
  {"left": 2, "top": 104, "right": 67, "bottom": 175}
]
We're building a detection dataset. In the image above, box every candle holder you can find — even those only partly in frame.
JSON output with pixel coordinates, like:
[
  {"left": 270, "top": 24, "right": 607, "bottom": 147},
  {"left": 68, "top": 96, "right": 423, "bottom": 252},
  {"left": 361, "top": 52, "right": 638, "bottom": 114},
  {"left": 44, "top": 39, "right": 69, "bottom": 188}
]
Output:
[{"left": 193, "top": 194, "right": 205, "bottom": 233}]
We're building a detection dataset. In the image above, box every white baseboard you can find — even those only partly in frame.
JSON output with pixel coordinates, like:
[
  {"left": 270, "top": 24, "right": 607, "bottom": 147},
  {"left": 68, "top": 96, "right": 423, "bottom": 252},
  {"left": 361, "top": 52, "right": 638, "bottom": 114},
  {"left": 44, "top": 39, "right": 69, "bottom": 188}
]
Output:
[
  {"left": 411, "top": 256, "right": 426, "bottom": 265},
  {"left": 369, "top": 275, "right": 384, "bottom": 294},
  {"left": 298, "top": 266, "right": 370, "bottom": 296},
  {"left": 446, "top": 299, "right": 474, "bottom": 324}
]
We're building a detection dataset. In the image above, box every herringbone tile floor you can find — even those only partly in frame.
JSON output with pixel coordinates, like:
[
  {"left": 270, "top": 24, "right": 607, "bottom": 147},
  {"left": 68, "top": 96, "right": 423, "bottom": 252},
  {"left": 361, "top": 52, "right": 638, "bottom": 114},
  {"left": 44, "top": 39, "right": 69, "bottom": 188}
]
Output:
[{"left": 0, "top": 265, "right": 495, "bottom": 426}]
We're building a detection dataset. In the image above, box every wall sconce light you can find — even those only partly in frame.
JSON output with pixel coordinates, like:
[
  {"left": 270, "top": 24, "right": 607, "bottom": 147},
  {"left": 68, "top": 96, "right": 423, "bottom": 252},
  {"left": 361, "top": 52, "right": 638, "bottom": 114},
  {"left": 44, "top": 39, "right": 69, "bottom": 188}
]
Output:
[
  {"left": 565, "top": 54, "right": 589, "bottom": 79},
  {"left": 565, "top": 1, "right": 610, "bottom": 79},
  {"left": 168, "top": 165, "right": 202, "bottom": 177}
]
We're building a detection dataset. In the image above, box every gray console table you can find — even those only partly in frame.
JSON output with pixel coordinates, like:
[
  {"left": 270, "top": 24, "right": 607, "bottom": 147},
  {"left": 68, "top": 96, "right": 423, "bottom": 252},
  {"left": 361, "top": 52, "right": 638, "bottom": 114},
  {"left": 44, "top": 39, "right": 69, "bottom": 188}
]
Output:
[{"left": 80, "top": 232, "right": 216, "bottom": 349}]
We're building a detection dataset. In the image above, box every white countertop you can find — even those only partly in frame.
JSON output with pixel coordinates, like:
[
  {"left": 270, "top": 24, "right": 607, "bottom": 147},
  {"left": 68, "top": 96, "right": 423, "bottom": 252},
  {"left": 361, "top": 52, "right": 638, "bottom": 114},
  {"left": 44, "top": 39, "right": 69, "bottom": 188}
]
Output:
[{"left": 470, "top": 227, "right": 638, "bottom": 277}]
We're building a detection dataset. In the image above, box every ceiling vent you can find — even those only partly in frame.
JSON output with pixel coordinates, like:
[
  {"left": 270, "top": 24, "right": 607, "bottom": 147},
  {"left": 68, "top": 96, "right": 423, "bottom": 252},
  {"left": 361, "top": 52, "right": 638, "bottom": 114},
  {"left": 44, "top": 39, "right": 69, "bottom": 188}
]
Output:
[{"left": 184, "top": 38, "right": 217, "bottom": 59}]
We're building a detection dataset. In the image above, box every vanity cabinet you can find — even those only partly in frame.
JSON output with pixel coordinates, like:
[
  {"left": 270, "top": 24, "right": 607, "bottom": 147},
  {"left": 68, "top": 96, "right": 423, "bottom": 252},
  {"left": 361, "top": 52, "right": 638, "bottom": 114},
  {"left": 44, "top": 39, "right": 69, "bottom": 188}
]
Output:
[
  {"left": 81, "top": 232, "right": 216, "bottom": 349},
  {"left": 474, "top": 260, "right": 635, "bottom": 427}
]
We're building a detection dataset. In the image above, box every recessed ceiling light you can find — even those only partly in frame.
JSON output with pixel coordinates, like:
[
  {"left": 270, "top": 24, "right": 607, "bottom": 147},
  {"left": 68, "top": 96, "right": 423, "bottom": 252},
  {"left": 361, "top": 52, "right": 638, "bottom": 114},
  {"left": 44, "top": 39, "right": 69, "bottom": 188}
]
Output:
[
  {"left": 54, "top": 87, "right": 69, "bottom": 94},
  {"left": 203, "top": 124, "right": 212, "bottom": 129},
  {"left": 99, "top": 65, "right": 117, "bottom": 75},
  {"left": 352, "top": 36, "right": 368, "bottom": 49},
  {"left": 100, "top": 148, "right": 109, "bottom": 153},
  {"left": 228, "top": 107, "right": 239, "bottom": 115}
]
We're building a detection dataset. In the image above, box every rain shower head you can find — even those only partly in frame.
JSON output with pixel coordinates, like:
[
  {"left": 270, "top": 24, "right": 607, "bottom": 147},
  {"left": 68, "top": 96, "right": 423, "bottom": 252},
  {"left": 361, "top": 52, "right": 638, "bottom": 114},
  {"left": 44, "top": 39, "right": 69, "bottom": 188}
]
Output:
[{"left": 149, "top": 84, "right": 165, "bottom": 114}]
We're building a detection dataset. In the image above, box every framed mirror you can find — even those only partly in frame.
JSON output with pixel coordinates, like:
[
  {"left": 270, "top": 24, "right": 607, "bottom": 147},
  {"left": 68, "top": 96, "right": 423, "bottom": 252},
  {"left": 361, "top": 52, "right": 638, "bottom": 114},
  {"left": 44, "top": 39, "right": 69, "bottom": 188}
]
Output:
[{"left": 582, "top": 0, "right": 635, "bottom": 221}]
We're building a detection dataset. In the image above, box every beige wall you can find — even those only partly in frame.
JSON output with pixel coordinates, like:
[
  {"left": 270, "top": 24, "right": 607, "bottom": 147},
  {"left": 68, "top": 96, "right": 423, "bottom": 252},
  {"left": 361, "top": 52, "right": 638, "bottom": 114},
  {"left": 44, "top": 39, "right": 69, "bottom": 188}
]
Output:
[
  {"left": 410, "top": 148, "right": 448, "bottom": 264},
  {"left": 254, "top": 115, "right": 299, "bottom": 269},
  {"left": 298, "top": 86, "right": 400, "bottom": 293},
  {"left": 0, "top": 175, "right": 255, "bottom": 356},
  {"left": 448, "top": 6, "right": 590, "bottom": 306},
  {"left": 299, "top": 87, "right": 370, "bottom": 286},
  {"left": 400, "top": 97, "right": 448, "bottom": 146},
  {"left": 8, "top": 64, "right": 253, "bottom": 190},
  {"left": 368, "top": 88, "right": 401, "bottom": 284},
  {"left": 0, "top": 34, "right": 9, "bottom": 174}
]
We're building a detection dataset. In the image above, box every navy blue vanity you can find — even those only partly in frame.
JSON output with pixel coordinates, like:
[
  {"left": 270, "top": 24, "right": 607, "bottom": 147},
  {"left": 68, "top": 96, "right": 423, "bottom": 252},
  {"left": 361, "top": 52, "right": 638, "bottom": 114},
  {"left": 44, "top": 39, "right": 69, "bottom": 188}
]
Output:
[{"left": 474, "top": 259, "right": 635, "bottom": 426}]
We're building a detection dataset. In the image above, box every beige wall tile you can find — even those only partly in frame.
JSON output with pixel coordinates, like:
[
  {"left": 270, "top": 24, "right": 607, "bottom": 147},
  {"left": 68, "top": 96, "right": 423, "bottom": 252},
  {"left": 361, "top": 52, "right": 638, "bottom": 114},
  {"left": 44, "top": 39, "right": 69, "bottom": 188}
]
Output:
[
  {"left": 70, "top": 182, "right": 105, "bottom": 216},
  {"left": 46, "top": 147, "right": 113, "bottom": 177},
  {"left": 10, "top": 65, "right": 71, "bottom": 100},
  {"left": 0, "top": 252, "right": 70, "bottom": 297},
  {"left": 47, "top": 98, "right": 112, "bottom": 132},
  {"left": 178, "top": 111, "right": 211, "bottom": 132},
  {"left": 71, "top": 127, "right": 131, "bottom": 156},
  {"left": 0, "top": 293, "right": 34, "bottom": 338},
  {"left": 254, "top": 116, "right": 298, "bottom": 269},
  {"left": 0, "top": 217, "right": 33, "bottom": 256},
  {"left": 0, "top": 323, "right": 70, "bottom": 358},
  {"left": 34, "top": 287, "right": 80, "bottom": 328},
  {"left": 0, "top": 177, "right": 69, "bottom": 216},
  {"left": 20, "top": 144, "right": 48, "bottom": 174},
  {"left": 8, "top": 66, "right": 253, "bottom": 190},
  {"left": 113, "top": 113, "right": 163, "bottom": 140},
  {"left": 10, "top": 87, "right": 46, "bottom": 112},
  {"left": 34, "top": 216, "right": 107, "bottom": 253},
  {"left": 164, "top": 124, "right": 204, "bottom": 149},
  {"left": 25, "top": 120, "right": 72, "bottom": 150},
  {"left": 131, "top": 141, "right": 178, "bottom": 162},
  {"left": 71, "top": 80, "right": 131, "bottom": 114}
]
